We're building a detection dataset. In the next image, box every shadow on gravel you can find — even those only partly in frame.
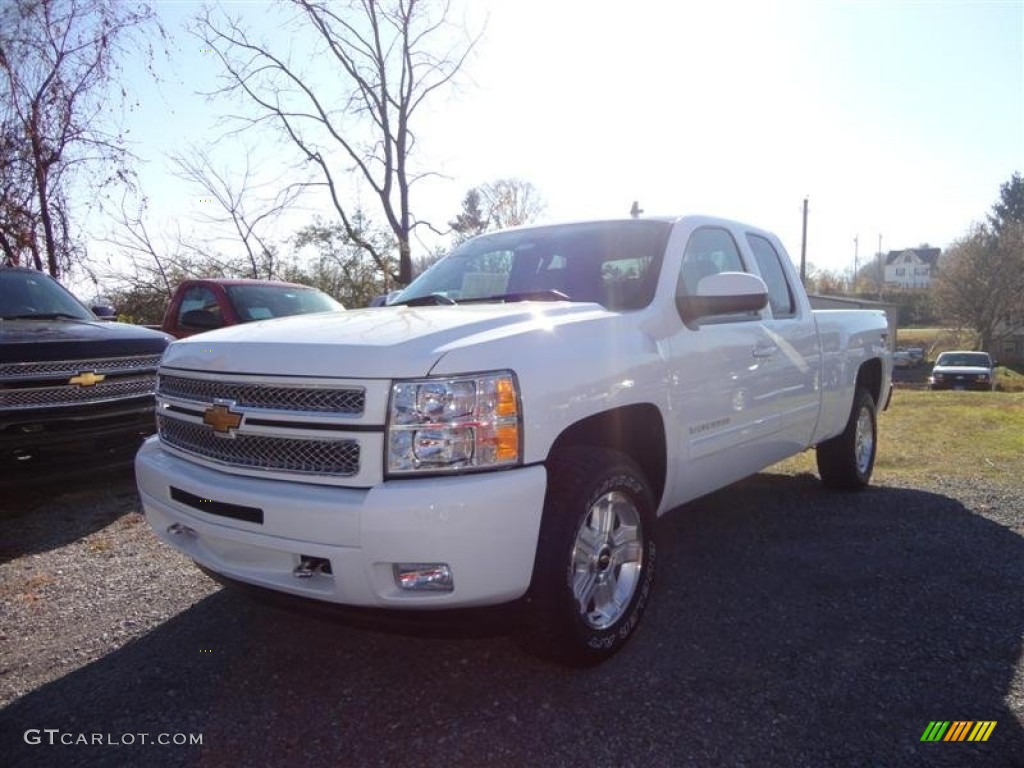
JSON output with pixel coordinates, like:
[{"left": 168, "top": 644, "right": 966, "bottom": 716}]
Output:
[
  {"left": 2, "top": 475, "right": 1022, "bottom": 767},
  {"left": 0, "top": 466, "right": 138, "bottom": 563}
]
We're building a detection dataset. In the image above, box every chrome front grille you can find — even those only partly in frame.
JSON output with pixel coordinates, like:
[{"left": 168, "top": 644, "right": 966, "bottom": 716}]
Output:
[
  {"left": 158, "top": 416, "right": 360, "bottom": 476},
  {"left": 0, "top": 355, "right": 163, "bottom": 379},
  {"left": 155, "top": 369, "right": 372, "bottom": 481},
  {"left": 0, "top": 376, "right": 156, "bottom": 409},
  {"left": 158, "top": 374, "right": 364, "bottom": 414}
]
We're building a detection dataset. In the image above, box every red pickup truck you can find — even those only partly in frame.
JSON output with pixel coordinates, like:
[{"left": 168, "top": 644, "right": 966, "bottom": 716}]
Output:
[{"left": 161, "top": 279, "right": 344, "bottom": 339}]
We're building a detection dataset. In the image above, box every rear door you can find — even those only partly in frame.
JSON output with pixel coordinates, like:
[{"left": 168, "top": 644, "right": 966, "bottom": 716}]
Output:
[{"left": 743, "top": 231, "right": 820, "bottom": 451}]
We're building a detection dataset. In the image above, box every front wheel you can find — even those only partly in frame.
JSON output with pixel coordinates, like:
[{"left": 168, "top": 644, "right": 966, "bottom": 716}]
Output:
[
  {"left": 816, "top": 386, "right": 877, "bottom": 490},
  {"left": 518, "top": 447, "right": 657, "bottom": 666}
]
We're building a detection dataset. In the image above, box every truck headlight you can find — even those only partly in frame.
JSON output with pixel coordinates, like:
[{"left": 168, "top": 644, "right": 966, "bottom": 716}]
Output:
[{"left": 387, "top": 371, "right": 521, "bottom": 475}]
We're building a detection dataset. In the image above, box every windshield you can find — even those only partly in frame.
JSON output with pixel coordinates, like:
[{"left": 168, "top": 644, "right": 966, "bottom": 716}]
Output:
[
  {"left": 225, "top": 284, "right": 343, "bottom": 321},
  {"left": 935, "top": 352, "right": 992, "bottom": 368},
  {"left": 0, "top": 269, "right": 94, "bottom": 320},
  {"left": 394, "top": 220, "right": 672, "bottom": 311}
]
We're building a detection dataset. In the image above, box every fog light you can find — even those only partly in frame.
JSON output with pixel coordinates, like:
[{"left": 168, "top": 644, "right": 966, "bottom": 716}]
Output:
[
  {"left": 394, "top": 563, "right": 453, "bottom": 591},
  {"left": 167, "top": 523, "right": 195, "bottom": 537}
]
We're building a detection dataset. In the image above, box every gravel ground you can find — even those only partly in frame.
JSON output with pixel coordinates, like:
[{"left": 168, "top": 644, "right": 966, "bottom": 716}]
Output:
[{"left": 1, "top": 466, "right": 1022, "bottom": 767}]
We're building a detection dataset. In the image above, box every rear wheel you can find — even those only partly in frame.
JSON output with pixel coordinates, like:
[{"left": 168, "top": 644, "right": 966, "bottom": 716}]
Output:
[
  {"left": 816, "top": 386, "right": 877, "bottom": 490},
  {"left": 518, "top": 447, "right": 657, "bottom": 666}
]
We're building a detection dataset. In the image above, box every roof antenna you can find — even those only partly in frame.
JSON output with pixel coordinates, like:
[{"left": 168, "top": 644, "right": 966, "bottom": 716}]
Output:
[{"left": 629, "top": 200, "right": 643, "bottom": 218}]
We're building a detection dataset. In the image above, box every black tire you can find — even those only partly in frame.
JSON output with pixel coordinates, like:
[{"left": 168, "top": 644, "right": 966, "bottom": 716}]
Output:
[
  {"left": 816, "top": 386, "right": 877, "bottom": 490},
  {"left": 518, "top": 447, "right": 657, "bottom": 666}
]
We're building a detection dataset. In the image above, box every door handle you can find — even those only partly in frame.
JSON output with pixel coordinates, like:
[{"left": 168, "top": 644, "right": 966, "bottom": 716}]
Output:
[{"left": 752, "top": 345, "right": 778, "bottom": 358}]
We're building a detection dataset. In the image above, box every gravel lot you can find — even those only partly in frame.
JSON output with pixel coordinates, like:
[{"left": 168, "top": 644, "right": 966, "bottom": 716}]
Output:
[{"left": 1, "top": 465, "right": 1022, "bottom": 767}]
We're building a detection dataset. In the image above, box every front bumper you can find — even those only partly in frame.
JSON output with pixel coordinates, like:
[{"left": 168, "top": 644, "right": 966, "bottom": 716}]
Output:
[
  {"left": 929, "top": 378, "right": 993, "bottom": 391},
  {"left": 135, "top": 437, "right": 547, "bottom": 609},
  {"left": 1, "top": 398, "right": 156, "bottom": 484}
]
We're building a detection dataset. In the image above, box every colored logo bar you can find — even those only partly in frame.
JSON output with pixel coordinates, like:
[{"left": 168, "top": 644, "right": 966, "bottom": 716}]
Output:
[{"left": 920, "top": 721, "right": 996, "bottom": 742}]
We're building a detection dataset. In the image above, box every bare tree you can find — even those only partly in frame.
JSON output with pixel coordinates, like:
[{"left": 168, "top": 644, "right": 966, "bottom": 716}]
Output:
[
  {"left": 104, "top": 193, "right": 175, "bottom": 299},
  {"left": 807, "top": 267, "right": 847, "bottom": 296},
  {"left": 196, "top": 0, "right": 477, "bottom": 286},
  {"left": 170, "top": 148, "right": 305, "bottom": 279},
  {"left": 479, "top": 178, "right": 545, "bottom": 229},
  {"left": 933, "top": 222, "right": 1024, "bottom": 352},
  {"left": 934, "top": 174, "right": 1024, "bottom": 352},
  {"left": 852, "top": 257, "right": 884, "bottom": 297},
  {"left": 449, "top": 179, "right": 544, "bottom": 247},
  {"left": 101, "top": 189, "right": 254, "bottom": 317},
  {"left": 0, "top": 0, "right": 159, "bottom": 278}
]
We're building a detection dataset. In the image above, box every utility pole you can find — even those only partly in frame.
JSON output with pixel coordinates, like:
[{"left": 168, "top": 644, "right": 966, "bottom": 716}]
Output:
[
  {"left": 800, "top": 197, "right": 808, "bottom": 285},
  {"left": 853, "top": 235, "right": 859, "bottom": 294},
  {"left": 877, "top": 233, "right": 883, "bottom": 301}
]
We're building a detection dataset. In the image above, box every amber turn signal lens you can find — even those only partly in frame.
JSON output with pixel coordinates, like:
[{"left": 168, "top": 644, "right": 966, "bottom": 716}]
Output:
[
  {"left": 494, "top": 425, "right": 519, "bottom": 461},
  {"left": 496, "top": 376, "right": 518, "bottom": 417}
]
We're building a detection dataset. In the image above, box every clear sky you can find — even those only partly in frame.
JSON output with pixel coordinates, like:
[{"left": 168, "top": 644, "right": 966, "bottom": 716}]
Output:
[{"left": 108, "top": 0, "right": 1024, "bottom": 283}]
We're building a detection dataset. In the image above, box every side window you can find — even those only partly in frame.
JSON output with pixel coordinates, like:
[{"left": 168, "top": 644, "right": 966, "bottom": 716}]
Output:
[
  {"left": 677, "top": 227, "right": 745, "bottom": 296},
  {"left": 177, "top": 286, "right": 221, "bottom": 324},
  {"left": 746, "top": 234, "right": 795, "bottom": 318}
]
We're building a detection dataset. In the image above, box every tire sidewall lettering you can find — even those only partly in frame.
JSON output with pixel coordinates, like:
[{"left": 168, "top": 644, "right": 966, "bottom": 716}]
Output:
[
  {"left": 524, "top": 447, "right": 658, "bottom": 664},
  {"left": 580, "top": 535, "right": 656, "bottom": 650}
]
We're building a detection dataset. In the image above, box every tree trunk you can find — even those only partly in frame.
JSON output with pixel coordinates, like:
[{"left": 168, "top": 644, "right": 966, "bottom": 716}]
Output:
[{"left": 29, "top": 127, "right": 59, "bottom": 277}]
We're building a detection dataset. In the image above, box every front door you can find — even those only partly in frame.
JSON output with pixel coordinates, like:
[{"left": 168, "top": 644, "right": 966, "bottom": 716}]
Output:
[{"left": 664, "top": 225, "right": 782, "bottom": 504}]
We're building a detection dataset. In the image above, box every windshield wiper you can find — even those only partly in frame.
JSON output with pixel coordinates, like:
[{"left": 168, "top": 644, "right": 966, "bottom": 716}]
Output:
[
  {"left": 390, "top": 293, "right": 457, "bottom": 307},
  {"left": 1, "top": 312, "right": 84, "bottom": 320},
  {"left": 459, "top": 290, "right": 571, "bottom": 304}
]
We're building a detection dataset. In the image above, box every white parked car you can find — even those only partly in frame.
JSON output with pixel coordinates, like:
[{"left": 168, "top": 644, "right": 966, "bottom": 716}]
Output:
[{"left": 929, "top": 351, "right": 996, "bottom": 391}]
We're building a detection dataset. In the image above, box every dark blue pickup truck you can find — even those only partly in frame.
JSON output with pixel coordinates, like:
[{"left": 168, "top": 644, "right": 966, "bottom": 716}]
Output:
[{"left": 0, "top": 267, "right": 170, "bottom": 485}]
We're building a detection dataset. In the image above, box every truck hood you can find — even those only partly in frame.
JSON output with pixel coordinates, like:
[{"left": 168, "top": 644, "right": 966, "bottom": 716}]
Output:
[
  {"left": 0, "top": 317, "right": 170, "bottom": 363},
  {"left": 161, "top": 303, "right": 613, "bottom": 379}
]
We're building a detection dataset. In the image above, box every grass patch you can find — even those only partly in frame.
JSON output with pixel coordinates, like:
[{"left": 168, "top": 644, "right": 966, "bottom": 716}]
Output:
[
  {"left": 896, "top": 327, "right": 961, "bottom": 346},
  {"left": 996, "top": 366, "right": 1024, "bottom": 393},
  {"left": 771, "top": 390, "right": 1024, "bottom": 486},
  {"left": 896, "top": 327, "right": 977, "bottom": 362}
]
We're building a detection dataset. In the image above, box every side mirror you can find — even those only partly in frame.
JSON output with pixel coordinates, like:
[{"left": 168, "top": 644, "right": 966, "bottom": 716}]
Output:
[
  {"left": 676, "top": 271, "right": 768, "bottom": 326},
  {"left": 180, "top": 309, "right": 223, "bottom": 331},
  {"left": 91, "top": 304, "right": 117, "bottom": 320}
]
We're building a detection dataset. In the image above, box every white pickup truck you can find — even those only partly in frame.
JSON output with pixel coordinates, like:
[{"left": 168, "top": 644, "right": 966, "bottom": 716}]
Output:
[{"left": 136, "top": 216, "right": 891, "bottom": 665}]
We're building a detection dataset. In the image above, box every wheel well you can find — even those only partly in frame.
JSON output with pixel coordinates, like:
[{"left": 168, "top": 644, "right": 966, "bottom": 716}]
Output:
[
  {"left": 857, "top": 358, "right": 883, "bottom": 406},
  {"left": 547, "top": 404, "right": 666, "bottom": 508}
]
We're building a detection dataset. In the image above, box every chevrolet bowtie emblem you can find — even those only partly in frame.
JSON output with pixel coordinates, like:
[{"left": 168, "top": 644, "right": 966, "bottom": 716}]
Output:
[
  {"left": 69, "top": 371, "right": 105, "bottom": 387},
  {"left": 203, "top": 403, "right": 243, "bottom": 434}
]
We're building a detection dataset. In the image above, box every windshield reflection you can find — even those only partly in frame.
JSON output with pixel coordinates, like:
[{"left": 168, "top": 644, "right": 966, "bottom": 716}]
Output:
[{"left": 393, "top": 221, "right": 671, "bottom": 311}]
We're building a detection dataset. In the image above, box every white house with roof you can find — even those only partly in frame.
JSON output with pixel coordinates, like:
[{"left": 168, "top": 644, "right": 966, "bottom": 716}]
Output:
[{"left": 883, "top": 246, "right": 940, "bottom": 290}]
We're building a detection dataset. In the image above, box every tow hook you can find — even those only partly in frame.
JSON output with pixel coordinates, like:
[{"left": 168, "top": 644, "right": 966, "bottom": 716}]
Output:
[{"left": 293, "top": 555, "right": 332, "bottom": 579}]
